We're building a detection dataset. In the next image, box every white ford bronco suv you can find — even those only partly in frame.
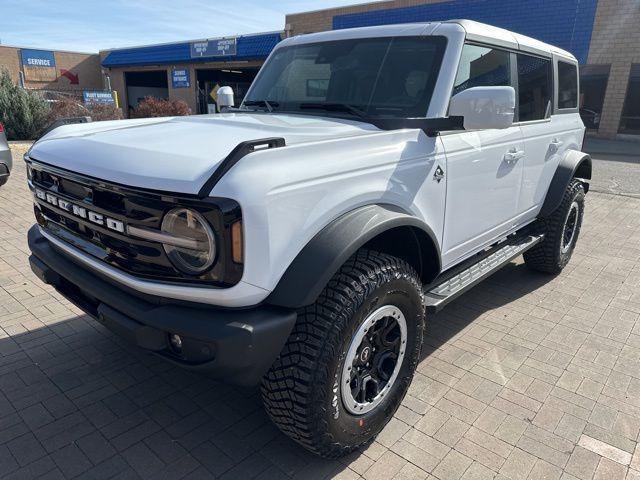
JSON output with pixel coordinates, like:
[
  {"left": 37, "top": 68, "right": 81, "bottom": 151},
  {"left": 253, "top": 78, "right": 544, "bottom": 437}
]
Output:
[{"left": 26, "top": 20, "right": 591, "bottom": 457}]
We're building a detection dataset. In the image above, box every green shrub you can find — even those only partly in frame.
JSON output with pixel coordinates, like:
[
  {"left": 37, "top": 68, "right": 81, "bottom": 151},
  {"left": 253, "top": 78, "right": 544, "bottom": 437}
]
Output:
[{"left": 0, "top": 68, "right": 50, "bottom": 140}]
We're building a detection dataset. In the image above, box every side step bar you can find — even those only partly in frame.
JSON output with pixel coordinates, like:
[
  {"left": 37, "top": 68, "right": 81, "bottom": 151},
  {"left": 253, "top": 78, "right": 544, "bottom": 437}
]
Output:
[{"left": 423, "top": 234, "right": 543, "bottom": 313}]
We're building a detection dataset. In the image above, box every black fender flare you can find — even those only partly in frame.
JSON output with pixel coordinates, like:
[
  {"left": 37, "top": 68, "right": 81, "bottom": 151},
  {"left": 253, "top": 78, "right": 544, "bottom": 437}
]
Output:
[
  {"left": 539, "top": 150, "right": 592, "bottom": 218},
  {"left": 266, "top": 204, "right": 441, "bottom": 309}
]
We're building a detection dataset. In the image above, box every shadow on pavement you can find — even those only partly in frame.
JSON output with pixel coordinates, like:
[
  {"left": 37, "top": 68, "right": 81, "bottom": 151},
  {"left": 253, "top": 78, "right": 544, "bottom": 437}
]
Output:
[{"left": 0, "top": 257, "right": 554, "bottom": 479}]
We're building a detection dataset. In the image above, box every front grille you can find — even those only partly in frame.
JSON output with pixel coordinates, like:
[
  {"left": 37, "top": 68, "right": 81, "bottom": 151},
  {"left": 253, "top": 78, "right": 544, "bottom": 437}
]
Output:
[{"left": 29, "top": 159, "right": 243, "bottom": 287}]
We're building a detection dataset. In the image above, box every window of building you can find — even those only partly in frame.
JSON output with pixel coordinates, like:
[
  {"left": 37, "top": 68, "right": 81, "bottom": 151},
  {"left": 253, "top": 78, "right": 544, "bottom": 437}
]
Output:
[
  {"left": 619, "top": 64, "right": 640, "bottom": 135},
  {"left": 579, "top": 64, "right": 610, "bottom": 130},
  {"left": 557, "top": 61, "right": 578, "bottom": 109},
  {"left": 452, "top": 44, "right": 511, "bottom": 96},
  {"left": 517, "top": 54, "right": 553, "bottom": 122}
]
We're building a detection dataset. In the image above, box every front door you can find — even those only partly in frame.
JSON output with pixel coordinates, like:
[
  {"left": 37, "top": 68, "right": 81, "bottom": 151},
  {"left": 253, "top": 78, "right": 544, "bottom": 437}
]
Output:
[
  {"left": 439, "top": 44, "right": 525, "bottom": 268},
  {"left": 440, "top": 128, "right": 525, "bottom": 268}
]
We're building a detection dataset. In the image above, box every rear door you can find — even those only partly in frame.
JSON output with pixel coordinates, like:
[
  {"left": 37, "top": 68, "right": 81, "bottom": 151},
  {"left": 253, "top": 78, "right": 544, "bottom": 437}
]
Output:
[
  {"left": 440, "top": 44, "right": 525, "bottom": 268},
  {"left": 516, "top": 54, "right": 582, "bottom": 220}
]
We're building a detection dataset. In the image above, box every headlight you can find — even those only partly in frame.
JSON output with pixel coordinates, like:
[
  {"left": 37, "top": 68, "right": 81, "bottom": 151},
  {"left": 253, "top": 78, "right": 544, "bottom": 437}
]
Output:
[{"left": 161, "top": 208, "right": 216, "bottom": 275}]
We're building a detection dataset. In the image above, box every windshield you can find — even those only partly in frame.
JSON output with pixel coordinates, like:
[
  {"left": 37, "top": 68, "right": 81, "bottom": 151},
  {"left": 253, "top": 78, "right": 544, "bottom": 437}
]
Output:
[{"left": 244, "top": 36, "right": 447, "bottom": 119}]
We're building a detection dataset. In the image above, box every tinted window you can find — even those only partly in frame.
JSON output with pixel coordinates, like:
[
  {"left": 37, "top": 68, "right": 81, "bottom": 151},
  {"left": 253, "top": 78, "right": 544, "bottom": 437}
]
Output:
[
  {"left": 453, "top": 44, "right": 511, "bottom": 96},
  {"left": 517, "top": 54, "right": 553, "bottom": 121},
  {"left": 558, "top": 61, "right": 578, "bottom": 109},
  {"left": 245, "top": 36, "right": 446, "bottom": 118}
]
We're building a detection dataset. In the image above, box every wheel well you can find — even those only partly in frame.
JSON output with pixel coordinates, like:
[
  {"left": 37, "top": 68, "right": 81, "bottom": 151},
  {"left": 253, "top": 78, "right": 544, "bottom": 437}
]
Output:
[
  {"left": 574, "top": 157, "right": 592, "bottom": 180},
  {"left": 363, "top": 226, "right": 440, "bottom": 284}
]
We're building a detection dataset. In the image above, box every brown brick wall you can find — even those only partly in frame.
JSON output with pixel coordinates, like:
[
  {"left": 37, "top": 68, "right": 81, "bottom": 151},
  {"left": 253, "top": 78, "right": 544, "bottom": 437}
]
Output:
[
  {"left": 51, "top": 51, "right": 103, "bottom": 91},
  {"left": 0, "top": 46, "right": 22, "bottom": 83},
  {"left": 587, "top": 0, "right": 640, "bottom": 138},
  {"left": 0, "top": 45, "right": 102, "bottom": 91}
]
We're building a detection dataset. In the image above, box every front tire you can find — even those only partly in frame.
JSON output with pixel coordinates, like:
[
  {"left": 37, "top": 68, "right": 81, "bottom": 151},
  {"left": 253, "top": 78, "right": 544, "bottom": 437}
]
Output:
[
  {"left": 261, "top": 250, "right": 424, "bottom": 458},
  {"left": 524, "top": 178, "right": 585, "bottom": 273}
]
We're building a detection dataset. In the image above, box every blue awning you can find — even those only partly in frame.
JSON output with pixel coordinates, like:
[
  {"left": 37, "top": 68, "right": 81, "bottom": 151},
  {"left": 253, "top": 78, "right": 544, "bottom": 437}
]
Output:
[{"left": 102, "top": 32, "right": 281, "bottom": 67}]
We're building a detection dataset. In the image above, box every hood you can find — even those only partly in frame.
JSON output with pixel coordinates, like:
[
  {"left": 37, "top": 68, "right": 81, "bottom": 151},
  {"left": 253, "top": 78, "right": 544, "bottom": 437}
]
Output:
[{"left": 29, "top": 113, "right": 380, "bottom": 195}]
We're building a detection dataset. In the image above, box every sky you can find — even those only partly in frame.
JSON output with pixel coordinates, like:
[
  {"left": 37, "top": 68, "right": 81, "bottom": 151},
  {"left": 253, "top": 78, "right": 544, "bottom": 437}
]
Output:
[{"left": 0, "top": 0, "right": 380, "bottom": 52}]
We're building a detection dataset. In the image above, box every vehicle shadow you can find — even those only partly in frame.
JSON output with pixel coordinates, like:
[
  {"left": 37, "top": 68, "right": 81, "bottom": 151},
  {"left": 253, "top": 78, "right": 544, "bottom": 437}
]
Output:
[{"left": 0, "top": 259, "right": 554, "bottom": 479}]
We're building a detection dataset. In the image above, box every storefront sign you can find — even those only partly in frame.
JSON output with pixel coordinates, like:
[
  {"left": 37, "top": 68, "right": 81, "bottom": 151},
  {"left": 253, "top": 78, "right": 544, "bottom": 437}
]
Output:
[
  {"left": 171, "top": 69, "right": 191, "bottom": 88},
  {"left": 190, "top": 38, "right": 237, "bottom": 58},
  {"left": 21, "top": 49, "right": 57, "bottom": 82},
  {"left": 83, "top": 91, "right": 115, "bottom": 105},
  {"left": 21, "top": 49, "right": 56, "bottom": 67}
]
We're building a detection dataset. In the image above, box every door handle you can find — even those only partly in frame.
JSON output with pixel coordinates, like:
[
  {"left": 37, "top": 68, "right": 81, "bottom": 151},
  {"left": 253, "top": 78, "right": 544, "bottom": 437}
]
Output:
[
  {"left": 550, "top": 138, "right": 564, "bottom": 150},
  {"left": 503, "top": 148, "right": 525, "bottom": 164}
]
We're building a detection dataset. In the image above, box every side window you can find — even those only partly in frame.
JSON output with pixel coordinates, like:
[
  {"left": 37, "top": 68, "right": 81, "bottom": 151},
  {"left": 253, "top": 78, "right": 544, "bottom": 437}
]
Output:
[
  {"left": 452, "top": 44, "right": 511, "bottom": 96},
  {"left": 517, "top": 54, "right": 553, "bottom": 121},
  {"left": 558, "top": 61, "right": 578, "bottom": 109}
]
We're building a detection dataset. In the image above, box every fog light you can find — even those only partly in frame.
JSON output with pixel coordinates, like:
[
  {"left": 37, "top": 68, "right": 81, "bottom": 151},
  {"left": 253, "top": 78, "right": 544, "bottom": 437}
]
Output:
[{"left": 168, "top": 333, "right": 183, "bottom": 353}]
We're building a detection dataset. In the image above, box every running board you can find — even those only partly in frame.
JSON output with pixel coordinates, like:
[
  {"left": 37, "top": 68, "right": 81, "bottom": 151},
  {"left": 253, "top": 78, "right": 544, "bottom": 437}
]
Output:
[{"left": 424, "top": 235, "right": 543, "bottom": 313}]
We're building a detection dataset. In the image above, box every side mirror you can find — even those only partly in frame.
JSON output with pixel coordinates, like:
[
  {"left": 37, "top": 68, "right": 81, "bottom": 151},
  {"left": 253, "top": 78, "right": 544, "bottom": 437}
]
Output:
[
  {"left": 449, "top": 86, "right": 515, "bottom": 130},
  {"left": 216, "top": 86, "right": 235, "bottom": 112}
]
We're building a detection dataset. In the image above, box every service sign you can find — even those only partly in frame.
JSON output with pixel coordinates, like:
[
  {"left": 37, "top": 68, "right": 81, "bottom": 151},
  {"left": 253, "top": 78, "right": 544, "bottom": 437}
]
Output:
[
  {"left": 21, "top": 49, "right": 57, "bottom": 82},
  {"left": 83, "top": 91, "right": 115, "bottom": 105},
  {"left": 190, "top": 37, "right": 237, "bottom": 58},
  {"left": 21, "top": 49, "right": 56, "bottom": 67},
  {"left": 171, "top": 69, "right": 190, "bottom": 88}
]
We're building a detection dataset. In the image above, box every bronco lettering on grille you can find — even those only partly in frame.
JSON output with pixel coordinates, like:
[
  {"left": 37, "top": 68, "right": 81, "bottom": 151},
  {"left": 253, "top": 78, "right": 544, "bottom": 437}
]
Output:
[{"left": 34, "top": 188, "right": 125, "bottom": 233}]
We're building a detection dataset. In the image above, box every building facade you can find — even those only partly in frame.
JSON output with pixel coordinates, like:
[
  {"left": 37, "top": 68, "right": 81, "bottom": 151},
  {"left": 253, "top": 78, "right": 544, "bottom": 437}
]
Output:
[
  {"left": 0, "top": 45, "right": 102, "bottom": 93},
  {"left": 286, "top": 0, "right": 640, "bottom": 138},
  {"left": 100, "top": 33, "right": 281, "bottom": 116},
  {"left": 2, "top": 1, "right": 636, "bottom": 138}
]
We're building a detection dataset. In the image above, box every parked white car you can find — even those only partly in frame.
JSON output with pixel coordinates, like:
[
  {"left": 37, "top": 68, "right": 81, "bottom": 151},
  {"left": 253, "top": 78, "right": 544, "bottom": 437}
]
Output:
[{"left": 26, "top": 20, "right": 590, "bottom": 457}]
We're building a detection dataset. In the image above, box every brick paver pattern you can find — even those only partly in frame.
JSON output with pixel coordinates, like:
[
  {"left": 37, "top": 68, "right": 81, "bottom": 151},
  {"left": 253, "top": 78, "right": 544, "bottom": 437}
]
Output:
[{"left": 1, "top": 143, "right": 639, "bottom": 480}]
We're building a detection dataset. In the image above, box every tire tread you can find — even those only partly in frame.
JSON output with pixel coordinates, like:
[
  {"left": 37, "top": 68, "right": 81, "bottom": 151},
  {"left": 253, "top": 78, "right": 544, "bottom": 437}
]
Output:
[{"left": 261, "top": 249, "right": 423, "bottom": 457}]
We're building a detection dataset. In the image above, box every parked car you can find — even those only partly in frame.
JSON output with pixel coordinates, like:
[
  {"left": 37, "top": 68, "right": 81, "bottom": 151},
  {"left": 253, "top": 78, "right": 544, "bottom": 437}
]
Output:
[
  {"left": 0, "top": 123, "right": 11, "bottom": 187},
  {"left": 580, "top": 107, "right": 601, "bottom": 129},
  {"left": 25, "top": 20, "right": 590, "bottom": 458}
]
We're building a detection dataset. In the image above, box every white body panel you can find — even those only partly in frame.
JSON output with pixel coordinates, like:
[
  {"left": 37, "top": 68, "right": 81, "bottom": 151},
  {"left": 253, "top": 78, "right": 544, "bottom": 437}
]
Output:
[
  {"left": 29, "top": 114, "right": 381, "bottom": 195},
  {"left": 440, "top": 126, "right": 525, "bottom": 267},
  {"left": 28, "top": 20, "right": 586, "bottom": 307},
  {"left": 517, "top": 114, "right": 583, "bottom": 222},
  {"left": 212, "top": 130, "right": 447, "bottom": 294}
]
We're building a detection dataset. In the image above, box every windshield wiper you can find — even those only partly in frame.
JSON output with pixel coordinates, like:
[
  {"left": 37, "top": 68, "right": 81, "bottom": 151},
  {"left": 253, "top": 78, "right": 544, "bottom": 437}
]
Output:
[
  {"left": 298, "top": 102, "right": 368, "bottom": 119},
  {"left": 243, "top": 99, "right": 278, "bottom": 112}
]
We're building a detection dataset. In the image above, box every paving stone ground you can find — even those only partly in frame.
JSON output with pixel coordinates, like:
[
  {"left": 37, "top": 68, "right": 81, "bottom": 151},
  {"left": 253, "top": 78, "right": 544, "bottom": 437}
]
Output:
[{"left": 1, "top": 142, "right": 640, "bottom": 480}]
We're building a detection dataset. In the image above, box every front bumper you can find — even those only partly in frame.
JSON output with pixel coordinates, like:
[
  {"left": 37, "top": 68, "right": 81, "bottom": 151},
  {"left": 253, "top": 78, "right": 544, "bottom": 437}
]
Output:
[{"left": 28, "top": 226, "right": 296, "bottom": 386}]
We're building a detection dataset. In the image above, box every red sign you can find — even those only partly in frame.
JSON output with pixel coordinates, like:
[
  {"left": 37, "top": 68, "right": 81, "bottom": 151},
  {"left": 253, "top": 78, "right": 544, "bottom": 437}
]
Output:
[{"left": 60, "top": 69, "right": 79, "bottom": 85}]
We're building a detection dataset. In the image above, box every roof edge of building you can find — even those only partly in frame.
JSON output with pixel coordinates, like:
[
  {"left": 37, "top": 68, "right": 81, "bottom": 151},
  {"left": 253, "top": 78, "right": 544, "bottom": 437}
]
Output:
[
  {"left": 100, "top": 30, "right": 283, "bottom": 55},
  {"left": 0, "top": 44, "right": 98, "bottom": 55}
]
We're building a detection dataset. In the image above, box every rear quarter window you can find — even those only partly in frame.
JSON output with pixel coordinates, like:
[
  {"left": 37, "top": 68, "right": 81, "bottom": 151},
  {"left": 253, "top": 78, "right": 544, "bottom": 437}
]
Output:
[{"left": 558, "top": 61, "right": 578, "bottom": 109}]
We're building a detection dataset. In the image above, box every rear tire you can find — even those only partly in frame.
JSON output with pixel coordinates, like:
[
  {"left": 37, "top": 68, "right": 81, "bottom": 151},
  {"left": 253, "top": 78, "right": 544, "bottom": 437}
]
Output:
[
  {"left": 261, "top": 249, "right": 424, "bottom": 458},
  {"left": 524, "top": 178, "right": 585, "bottom": 274}
]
